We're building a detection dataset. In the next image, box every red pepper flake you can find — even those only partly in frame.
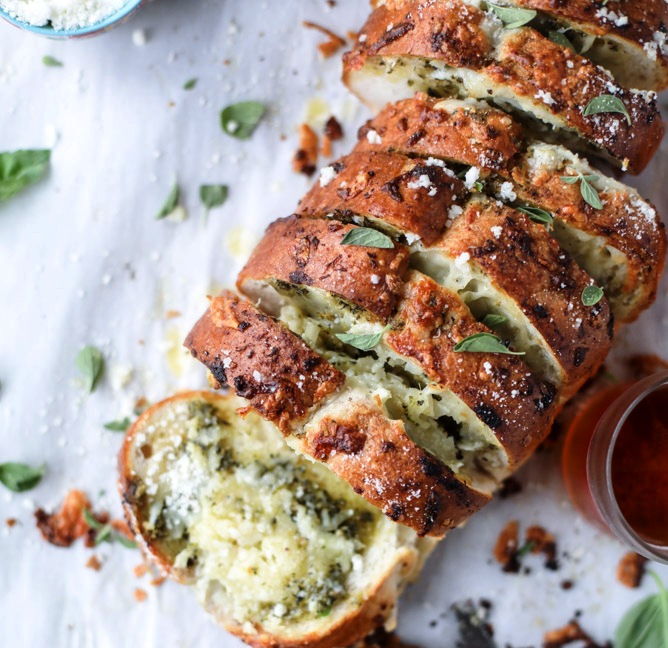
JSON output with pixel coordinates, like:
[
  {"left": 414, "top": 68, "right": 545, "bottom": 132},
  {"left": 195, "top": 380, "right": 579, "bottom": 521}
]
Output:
[
  {"left": 134, "top": 588, "right": 148, "bottom": 603},
  {"left": 543, "top": 620, "right": 611, "bottom": 648},
  {"left": 6, "top": 518, "right": 17, "bottom": 528},
  {"left": 293, "top": 124, "right": 319, "bottom": 177},
  {"left": 150, "top": 576, "right": 167, "bottom": 587},
  {"left": 302, "top": 21, "right": 346, "bottom": 58},
  {"left": 616, "top": 551, "right": 647, "bottom": 588},
  {"left": 134, "top": 563, "right": 149, "bottom": 579}
]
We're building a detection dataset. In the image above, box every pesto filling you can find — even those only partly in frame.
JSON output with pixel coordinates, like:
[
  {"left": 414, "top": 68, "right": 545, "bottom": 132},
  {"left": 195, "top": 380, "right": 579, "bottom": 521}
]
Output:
[{"left": 133, "top": 399, "right": 381, "bottom": 627}]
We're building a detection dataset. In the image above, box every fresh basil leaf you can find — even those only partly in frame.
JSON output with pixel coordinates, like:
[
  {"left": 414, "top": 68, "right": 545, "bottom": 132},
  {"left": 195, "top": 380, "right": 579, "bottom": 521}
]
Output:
[
  {"left": 584, "top": 94, "right": 631, "bottom": 126},
  {"left": 0, "top": 462, "right": 44, "bottom": 492},
  {"left": 516, "top": 205, "right": 554, "bottom": 226},
  {"left": 482, "top": 314, "right": 508, "bottom": 328},
  {"left": 104, "top": 418, "right": 131, "bottom": 432},
  {"left": 156, "top": 180, "right": 180, "bottom": 220},
  {"left": 83, "top": 508, "right": 102, "bottom": 530},
  {"left": 340, "top": 227, "right": 394, "bottom": 249},
  {"left": 0, "top": 149, "right": 51, "bottom": 202},
  {"left": 580, "top": 177, "right": 603, "bottom": 210},
  {"left": 548, "top": 31, "right": 575, "bottom": 52},
  {"left": 220, "top": 101, "right": 266, "bottom": 140},
  {"left": 42, "top": 55, "right": 63, "bottom": 67},
  {"left": 454, "top": 332, "right": 525, "bottom": 355},
  {"left": 199, "top": 184, "right": 229, "bottom": 213},
  {"left": 76, "top": 345, "right": 104, "bottom": 394},
  {"left": 615, "top": 572, "right": 668, "bottom": 648},
  {"left": 335, "top": 329, "right": 386, "bottom": 351},
  {"left": 581, "top": 285, "right": 604, "bottom": 307},
  {"left": 183, "top": 77, "right": 198, "bottom": 91},
  {"left": 487, "top": 3, "right": 536, "bottom": 29},
  {"left": 113, "top": 532, "right": 137, "bottom": 549}
]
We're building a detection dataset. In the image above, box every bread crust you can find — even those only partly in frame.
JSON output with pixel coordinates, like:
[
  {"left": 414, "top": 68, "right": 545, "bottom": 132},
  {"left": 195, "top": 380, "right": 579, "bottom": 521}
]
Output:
[
  {"left": 387, "top": 270, "right": 558, "bottom": 465},
  {"left": 238, "top": 216, "right": 411, "bottom": 322},
  {"left": 298, "top": 151, "right": 467, "bottom": 246},
  {"left": 343, "top": 0, "right": 664, "bottom": 173},
  {"left": 184, "top": 292, "right": 345, "bottom": 432},
  {"left": 428, "top": 199, "right": 613, "bottom": 400},
  {"left": 119, "top": 391, "right": 430, "bottom": 648},
  {"left": 356, "top": 95, "right": 524, "bottom": 173},
  {"left": 298, "top": 386, "right": 492, "bottom": 536},
  {"left": 354, "top": 95, "right": 666, "bottom": 322}
]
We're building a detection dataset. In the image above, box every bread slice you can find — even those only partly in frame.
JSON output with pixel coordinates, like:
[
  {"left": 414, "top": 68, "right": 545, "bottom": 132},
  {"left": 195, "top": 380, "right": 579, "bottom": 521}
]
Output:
[
  {"left": 370, "top": 0, "right": 668, "bottom": 91},
  {"left": 479, "top": 0, "right": 668, "bottom": 91},
  {"left": 186, "top": 293, "right": 493, "bottom": 537},
  {"left": 119, "top": 391, "right": 437, "bottom": 648},
  {"left": 237, "top": 216, "right": 559, "bottom": 471},
  {"left": 343, "top": 0, "right": 664, "bottom": 173},
  {"left": 355, "top": 95, "right": 666, "bottom": 322}
]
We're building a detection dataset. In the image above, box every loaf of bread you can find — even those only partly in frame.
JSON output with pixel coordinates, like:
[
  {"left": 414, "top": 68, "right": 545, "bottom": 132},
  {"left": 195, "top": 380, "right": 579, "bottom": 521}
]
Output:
[
  {"left": 343, "top": 0, "right": 665, "bottom": 173},
  {"left": 119, "top": 391, "right": 436, "bottom": 648},
  {"left": 124, "top": 3, "right": 667, "bottom": 646}
]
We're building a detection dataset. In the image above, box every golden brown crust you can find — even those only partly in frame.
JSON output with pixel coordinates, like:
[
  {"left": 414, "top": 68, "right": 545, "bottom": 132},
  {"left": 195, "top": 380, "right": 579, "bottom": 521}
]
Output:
[
  {"left": 355, "top": 94, "right": 524, "bottom": 173},
  {"left": 430, "top": 200, "right": 613, "bottom": 399},
  {"left": 238, "top": 216, "right": 411, "bottom": 322},
  {"left": 387, "top": 271, "right": 558, "bottom": 465},
  {"left": 184, "top": 292, "right": 344, "bottom": 432},
  {"left": 354, "top": 95, "right": 666, "bottom": 322},
  {"left": 300, "top": 388, "right": 492, "bottom": 536},
  {"left": 343, "top": 0, "right": 664, "bottom": 173},
  {"left": 298, "top": 151, "right": 467, "bottom": 246}
]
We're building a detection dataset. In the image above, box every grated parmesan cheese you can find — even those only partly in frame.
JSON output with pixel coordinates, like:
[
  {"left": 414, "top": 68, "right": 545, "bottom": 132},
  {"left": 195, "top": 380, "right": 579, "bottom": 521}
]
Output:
[{"left": 0, "top": 0, "right": 129, "bottom": 30}]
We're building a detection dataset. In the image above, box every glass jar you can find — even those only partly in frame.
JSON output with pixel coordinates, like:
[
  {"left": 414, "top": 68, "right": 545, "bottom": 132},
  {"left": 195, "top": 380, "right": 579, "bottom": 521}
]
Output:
[{"left": 563, "top": 371, "right": 668, "bottom": 563}]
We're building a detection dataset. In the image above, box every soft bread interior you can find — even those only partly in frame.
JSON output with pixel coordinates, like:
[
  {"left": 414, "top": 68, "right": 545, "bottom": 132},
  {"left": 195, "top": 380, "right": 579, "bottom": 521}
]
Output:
[
  {"left": 124, "top": 394, "right": 428, "bottom": 640},
  {"left": 243, "top": 279, "right": 509, "bottom": 492}
]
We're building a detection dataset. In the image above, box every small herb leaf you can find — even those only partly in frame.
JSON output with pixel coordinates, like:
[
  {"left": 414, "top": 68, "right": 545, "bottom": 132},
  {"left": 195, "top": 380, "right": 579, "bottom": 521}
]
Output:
[
  {"left": 76, "top": 346, "right": 104, "bottom": 394},
  {"left": 581, "top": 285, "right": 604, "bottom": 306},
  {"left": 42, "top": 55, "right": 63, "bottom": 67},
  {"left": 482, "top": 314, "right": 508, "bottom": 328},
  {"left": 340, "top": 228, "right": 394, "bottom": 249},
  {"left": 114, "top": 533, "right": 137, "bottom": 549},
  {"left": 0, "top": 149, "right": 51, "bottom": 202},
  {"left": 199, "top": 184, "right": 229, "bottom": 212},
  {"left": 487, "top": 3, "right": 537, "bottom": 29},
  {"left": 580, "top": 177, "right": 603, "bottom": 210},
  {"left": 0, "top": 463, "right": 45, "bottom": 492},
  {"left": 183, "top": 78, "right": 198, "bottom": 91},
  {"left": 104, "top": 418, "right": 131, "bottom": 432},
  {"left": 335, "top": 328, "right": 386, "bottom": 351},
  {"left": 454, "top": 332, "right": 525, "bottom": 355},
  {"left": 516, "top": 540, "right": 535, "bottom": 558},
  {"left": 560, "top": 175, "right": 580, "bottom": 185},
  {"left": 221, "top": 101, "right": 266, "bottom": 140},
  {"left": 95, "top": 524, "right": 113, "bottom": 545},
  {"left": 584, "top": 94, "right": 632, "bottom": 126},
  {"left": 516, "top": 205, "right": 554, "bottom": 226},
  {"left": 548, "top": 31, "right": 575, "bottom": 52},
  {"left": 615, "top": 572, "right": 668, "bottom": 648},
  {"left": 156, "top": 180, "right": 180, "bottom": 220},
  {"left": 83, "top": 508, "right": 102, "bottom": 530}
]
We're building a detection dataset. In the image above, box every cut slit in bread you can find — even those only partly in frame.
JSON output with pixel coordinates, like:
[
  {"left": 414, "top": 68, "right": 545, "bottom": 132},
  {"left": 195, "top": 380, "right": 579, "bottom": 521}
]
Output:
[
  {"left": 119, "top": 391, "right": 436, "bottom": 648},
  {"left": 185, "top": 293, "right": 493, "bottom": 537},
  {"left": 297, "top": 161, "right": 613, "bottom": 399},
  {"left": 343, "top": 0, "right": 664, "bottom": 173},
  {"left": 354, "top": 95, "right": 666, "bottom": 322}
]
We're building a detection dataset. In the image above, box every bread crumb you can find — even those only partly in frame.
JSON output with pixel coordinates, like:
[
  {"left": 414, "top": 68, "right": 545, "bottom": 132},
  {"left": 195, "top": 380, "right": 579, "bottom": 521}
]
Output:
[
  {"left": 616, "top": 551, "right": 647, "bottom": 588},
  {"left": 86, "top": 555, "right": 103, "bottom": 571},
  {"left": 134, "top": 563, "right": 149, "bottom": 578},
  {"left": 293, "top": 124, "right": 319, "bottom": 176},
  {"left": 134, "top": 588, "right": 148, "bottom": 602},
  {"left": 302, "top": 21, "right": 347, "bottom": 58}
]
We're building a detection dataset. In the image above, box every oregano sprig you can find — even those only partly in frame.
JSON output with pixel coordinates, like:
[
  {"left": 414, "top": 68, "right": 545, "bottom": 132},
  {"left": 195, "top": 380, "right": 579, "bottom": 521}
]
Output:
[{"left": 560, "top": 173, "right": 603, "bottom": 210}]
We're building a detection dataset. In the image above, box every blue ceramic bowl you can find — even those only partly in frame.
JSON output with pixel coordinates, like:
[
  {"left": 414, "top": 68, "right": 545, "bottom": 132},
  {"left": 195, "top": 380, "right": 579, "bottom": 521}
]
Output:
[{"left": 0, "top": 0, "right": 144, "bottom": 39}]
